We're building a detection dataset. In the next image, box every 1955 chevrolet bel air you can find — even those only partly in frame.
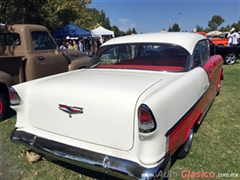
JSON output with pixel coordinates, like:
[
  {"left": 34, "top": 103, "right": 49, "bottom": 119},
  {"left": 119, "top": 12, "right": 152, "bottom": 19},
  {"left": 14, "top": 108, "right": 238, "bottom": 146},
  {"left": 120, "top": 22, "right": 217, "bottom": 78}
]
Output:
[{"left": 10, "top": 32, "right": 223, "bottom": 179}]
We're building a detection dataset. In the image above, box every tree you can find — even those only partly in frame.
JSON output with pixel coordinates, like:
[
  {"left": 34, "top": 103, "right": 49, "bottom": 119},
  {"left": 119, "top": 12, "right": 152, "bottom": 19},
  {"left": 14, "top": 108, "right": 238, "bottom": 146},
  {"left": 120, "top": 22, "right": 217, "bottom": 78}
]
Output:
[
  {"left": 0, "top": 0, "right": 48, "bottom": 25},
  {"left": 208, "top": 15, "right": 225, "bottom": 30},
  {"left": 219, "top": 25, "right": 231, "bottom": 32},
  {"left": 230, "top": 20, "right": 240, "bottom": 31},
  {"left": 111, "top": 25, "right": 121, "bottom": 37},
  {"left": 43, "top": 0, "right": 93, "bottom": 31},
  {"left": 0, "top": 0, "right": 8, "bottom": 23},
  {"left": 132, "top": 28, "right": 137, "bottom": 34},
  {"left": 195, "top": 25, "right": 205, "bottom": 32},
  {"left": 172, "top": 23, "right": 180, "bottom": 32},
  {"left": 126, "top": 28, "right": 132, "bottom": 35},
  {"left": 0, "top": 0, "right": 93, "bottom": 31},
  {"left": 95, "top": 9, "right": 111, "bottom": 30}
]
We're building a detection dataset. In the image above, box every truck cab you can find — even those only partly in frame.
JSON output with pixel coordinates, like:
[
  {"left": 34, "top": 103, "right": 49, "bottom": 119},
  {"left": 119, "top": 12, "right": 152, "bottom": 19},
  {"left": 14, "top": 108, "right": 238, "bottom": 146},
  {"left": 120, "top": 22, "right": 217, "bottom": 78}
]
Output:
[{"left": 0, "top": 24, "right": 91, "bottom": 120}]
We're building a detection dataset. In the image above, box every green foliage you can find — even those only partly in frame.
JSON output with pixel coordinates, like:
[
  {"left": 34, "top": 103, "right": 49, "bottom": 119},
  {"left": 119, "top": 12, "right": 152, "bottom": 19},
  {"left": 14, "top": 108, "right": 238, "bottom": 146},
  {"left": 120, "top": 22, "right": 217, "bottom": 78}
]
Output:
[
  {"left": 125, "top": 28, "right": 137, "bottom": 35},
  {"left": 132, "top": 28, "right": 137, "bottom": 34},
  {"left": 0, "top": 0, "right": 93, "bottom": 31},
  {"left": 195, "top": 25, "right": 205, "bottom": 32},
  {"left": 95, "top": 9, "right": 111, "bottom": 30},
  {"left": 1, "top": 0, "right": 48, "bottom": 25},
  {"left": 208, "top": 15, "right": 225, "bottom": 30},
  {"left": 172, "top": 23, "right": 180, "bottom": 32}
]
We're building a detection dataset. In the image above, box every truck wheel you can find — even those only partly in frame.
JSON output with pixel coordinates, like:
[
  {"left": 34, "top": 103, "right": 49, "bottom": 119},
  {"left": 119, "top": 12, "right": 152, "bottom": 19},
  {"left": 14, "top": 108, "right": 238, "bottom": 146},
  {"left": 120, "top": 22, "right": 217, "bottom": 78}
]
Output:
[
  {"left": 0, "top": 94, "right": 8, "bottom": 121},
  {"left": 224, "top": 53, "right": 236, "bottom": 65},
  {"left": 177, "top": 128, "right": 194, "bottom": 159}
]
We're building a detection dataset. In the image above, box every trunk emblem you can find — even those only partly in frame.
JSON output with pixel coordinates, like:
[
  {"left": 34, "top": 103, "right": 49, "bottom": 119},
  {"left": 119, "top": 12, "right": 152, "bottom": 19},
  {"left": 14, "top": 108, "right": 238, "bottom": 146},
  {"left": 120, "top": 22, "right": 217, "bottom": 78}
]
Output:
[{"left": 59, "top": 104, "right": 83, "bottom": 118}]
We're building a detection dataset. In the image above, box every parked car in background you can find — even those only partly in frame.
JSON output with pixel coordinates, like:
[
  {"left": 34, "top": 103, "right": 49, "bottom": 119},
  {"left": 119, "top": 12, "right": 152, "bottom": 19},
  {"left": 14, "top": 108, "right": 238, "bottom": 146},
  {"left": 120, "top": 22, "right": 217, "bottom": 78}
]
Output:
[
  {"left": 10, "top": 32, "right": 223, "bottom": 180},
  {"left": 209, "top": 32, "right": 229, "bottom": 46},
  {"left": 209, "top": 40, "right": 240, "bottom": 64}
]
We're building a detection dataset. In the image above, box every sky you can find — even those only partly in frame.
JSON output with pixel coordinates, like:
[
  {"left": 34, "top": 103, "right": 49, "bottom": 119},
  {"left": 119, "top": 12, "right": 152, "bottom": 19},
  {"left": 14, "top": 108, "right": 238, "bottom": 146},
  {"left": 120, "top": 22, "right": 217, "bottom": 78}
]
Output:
[{"left": 87, "top": 0, "right": 240, "bottom": 33}]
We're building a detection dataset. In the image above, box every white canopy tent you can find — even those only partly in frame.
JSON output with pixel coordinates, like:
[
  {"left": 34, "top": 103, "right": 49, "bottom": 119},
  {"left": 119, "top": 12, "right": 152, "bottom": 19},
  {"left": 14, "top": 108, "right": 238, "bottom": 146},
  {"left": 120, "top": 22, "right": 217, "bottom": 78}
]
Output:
[
  {"left": 91, "top": 26, "right": 115, "bottom": 38},
  {"left": 206, "top": 30, "right": 222, "bottom": 36}
]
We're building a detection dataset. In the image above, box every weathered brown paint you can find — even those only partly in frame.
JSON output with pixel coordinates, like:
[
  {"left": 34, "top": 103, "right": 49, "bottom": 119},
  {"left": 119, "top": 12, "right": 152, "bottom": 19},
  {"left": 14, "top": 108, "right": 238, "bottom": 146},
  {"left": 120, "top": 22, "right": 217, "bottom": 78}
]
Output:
[{"left": 0, "top": 24, "right": 91, "bottom": 119}]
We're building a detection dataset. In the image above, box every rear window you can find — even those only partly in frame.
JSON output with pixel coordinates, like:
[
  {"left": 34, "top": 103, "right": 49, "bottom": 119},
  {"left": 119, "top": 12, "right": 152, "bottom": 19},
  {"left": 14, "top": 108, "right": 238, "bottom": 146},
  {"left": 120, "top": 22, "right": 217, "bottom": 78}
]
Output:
[
  {"left": 88, "top": 43, "right": 190, "bottom": 72},
  {"left": 0, "top": 33, "right": 21, "bottom": 46}
]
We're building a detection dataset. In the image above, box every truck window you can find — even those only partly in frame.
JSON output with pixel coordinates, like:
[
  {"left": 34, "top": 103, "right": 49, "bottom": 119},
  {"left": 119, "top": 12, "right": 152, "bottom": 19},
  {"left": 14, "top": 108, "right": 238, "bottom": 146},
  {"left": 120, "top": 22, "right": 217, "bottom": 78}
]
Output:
[
  {"left": 31, "top": 31, "right": 56, "bottom": 50},
  {"left": 0, "top": 33, "right": 21, "bottom": 46}
]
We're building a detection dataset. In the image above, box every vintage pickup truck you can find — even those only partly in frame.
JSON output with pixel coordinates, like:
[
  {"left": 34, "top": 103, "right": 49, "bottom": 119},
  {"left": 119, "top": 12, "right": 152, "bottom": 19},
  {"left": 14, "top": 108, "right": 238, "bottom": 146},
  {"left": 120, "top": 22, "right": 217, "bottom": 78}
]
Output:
[{"left": 0, "top": 24, "right": 91, "bottom": 120}]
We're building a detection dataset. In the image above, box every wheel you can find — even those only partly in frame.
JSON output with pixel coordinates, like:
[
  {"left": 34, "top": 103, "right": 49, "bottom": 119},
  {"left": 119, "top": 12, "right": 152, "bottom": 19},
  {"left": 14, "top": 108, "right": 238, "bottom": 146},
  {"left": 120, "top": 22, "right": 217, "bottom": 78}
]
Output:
[
  {"left": 177, "top": 128, "right": 194, "bottom": 159},
  {"left": 0, "top": 94, "right": 8, "bottom": 121},
  {"left": 224, "top": 53, "right": 236, "bottom": 65}
]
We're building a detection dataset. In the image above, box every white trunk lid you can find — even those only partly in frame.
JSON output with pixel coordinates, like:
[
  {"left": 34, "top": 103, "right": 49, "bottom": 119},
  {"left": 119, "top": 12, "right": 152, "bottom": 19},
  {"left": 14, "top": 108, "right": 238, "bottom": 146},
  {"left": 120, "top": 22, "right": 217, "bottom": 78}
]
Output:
[{"left": 28, "top": 69, "right": 162, "bottom": 151}]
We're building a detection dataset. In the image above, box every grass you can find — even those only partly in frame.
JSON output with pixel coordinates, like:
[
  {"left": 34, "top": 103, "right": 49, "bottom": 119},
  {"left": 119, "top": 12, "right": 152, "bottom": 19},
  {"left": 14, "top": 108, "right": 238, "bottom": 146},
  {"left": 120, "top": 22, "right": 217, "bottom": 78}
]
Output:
[{"left": 1, "top": 62, "right": 240, "bottom": 180}]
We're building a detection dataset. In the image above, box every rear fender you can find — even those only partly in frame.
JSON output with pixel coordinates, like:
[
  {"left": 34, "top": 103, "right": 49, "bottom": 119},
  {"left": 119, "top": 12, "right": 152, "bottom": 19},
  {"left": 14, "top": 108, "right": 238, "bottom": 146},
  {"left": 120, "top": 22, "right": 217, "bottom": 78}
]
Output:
[{"left": 183, "top": 111, "right": 202, "bottom": 143}]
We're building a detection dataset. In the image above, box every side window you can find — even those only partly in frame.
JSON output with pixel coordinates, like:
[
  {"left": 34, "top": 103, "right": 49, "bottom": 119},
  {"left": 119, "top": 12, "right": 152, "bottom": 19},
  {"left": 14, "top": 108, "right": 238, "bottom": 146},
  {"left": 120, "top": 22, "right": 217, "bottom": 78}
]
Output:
[
  {"left": 31, "top": 31, "right": 56, "bottom": 50},
  {"left": 192, "top": 40, "right": 210, "bottom": 69},
  {"left": 199, "top": 40, "right": 209, "bottom": 63},
  {"left": 0, "top": 33, "right": 21, "bottom": 46},
  {"left": 192, "top": 43, "right": 201, "bottom": 68}
]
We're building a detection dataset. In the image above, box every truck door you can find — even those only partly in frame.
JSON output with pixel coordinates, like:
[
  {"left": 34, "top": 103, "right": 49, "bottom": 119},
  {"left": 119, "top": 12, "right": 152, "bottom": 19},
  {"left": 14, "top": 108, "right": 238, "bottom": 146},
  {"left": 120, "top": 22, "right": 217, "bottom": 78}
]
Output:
[{"left": 25, "top": 31, "right": 69, "bottom": 81}]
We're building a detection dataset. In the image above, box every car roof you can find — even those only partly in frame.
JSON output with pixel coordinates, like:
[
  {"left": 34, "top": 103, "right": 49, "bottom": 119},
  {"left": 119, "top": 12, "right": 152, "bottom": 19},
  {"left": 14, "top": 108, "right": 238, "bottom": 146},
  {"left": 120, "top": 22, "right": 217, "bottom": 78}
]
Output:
[{"left": 102, "top": 32, "right": 206, "bottom": 54}]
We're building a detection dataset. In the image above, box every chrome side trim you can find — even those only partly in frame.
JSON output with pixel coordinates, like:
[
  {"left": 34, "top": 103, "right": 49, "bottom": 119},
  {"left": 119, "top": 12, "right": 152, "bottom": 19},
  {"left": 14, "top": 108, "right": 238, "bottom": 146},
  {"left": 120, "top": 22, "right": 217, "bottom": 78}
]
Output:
[{"left": 11, "top": 129, "right": 171, "bottom": 180}]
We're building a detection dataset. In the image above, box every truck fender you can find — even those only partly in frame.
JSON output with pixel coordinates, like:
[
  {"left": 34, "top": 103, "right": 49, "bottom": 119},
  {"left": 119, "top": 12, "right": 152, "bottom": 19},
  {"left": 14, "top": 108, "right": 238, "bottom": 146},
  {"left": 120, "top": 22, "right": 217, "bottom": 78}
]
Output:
[
  {"left": 68, "top": 56, "right": 91, "bottom": 71},
  {"left": 0, "top": 71, "right": 13, "bottom": 88}
]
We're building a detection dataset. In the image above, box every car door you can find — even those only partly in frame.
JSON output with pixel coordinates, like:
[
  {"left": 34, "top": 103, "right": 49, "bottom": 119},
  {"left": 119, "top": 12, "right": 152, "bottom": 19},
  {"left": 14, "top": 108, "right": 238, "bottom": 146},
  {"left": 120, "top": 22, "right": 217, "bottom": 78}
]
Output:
[
  {"left": 201, "top": 40, "right": 220, "bottom": 99},
  {"left": 25, "top": 31, "right": 69, "bottom": 81},
  {"left": 192, "top": 40, "right": 219, "bottom": 116}
]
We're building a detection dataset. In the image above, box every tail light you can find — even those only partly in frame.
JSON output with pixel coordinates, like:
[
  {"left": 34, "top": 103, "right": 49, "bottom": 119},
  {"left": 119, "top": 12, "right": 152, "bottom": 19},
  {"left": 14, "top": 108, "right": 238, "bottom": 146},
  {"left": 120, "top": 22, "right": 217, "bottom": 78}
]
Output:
[
  {"left": 9, "top": 87, "right": 21, "bottom": 106},
  {"left": 138, "top": 104, "right": 156, "bottom": 133}
]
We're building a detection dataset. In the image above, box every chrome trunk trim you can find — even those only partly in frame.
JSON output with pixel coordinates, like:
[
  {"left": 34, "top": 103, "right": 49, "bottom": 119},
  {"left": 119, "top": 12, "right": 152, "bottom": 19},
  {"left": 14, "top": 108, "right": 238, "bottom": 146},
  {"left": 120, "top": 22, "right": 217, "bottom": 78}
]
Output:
[{"left": 11, "top": 129, "right": 171, "bottom": 180}]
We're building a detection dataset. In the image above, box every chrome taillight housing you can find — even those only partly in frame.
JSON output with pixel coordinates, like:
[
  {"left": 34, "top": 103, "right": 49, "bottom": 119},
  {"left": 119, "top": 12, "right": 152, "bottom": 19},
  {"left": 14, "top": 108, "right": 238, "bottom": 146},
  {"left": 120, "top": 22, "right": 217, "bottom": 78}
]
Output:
[
  {"left": 9, "top": 87, "right": 21, "bottom": 106},
  {"left": 138, "top": 104, "right": 156, "bottom": 133}
]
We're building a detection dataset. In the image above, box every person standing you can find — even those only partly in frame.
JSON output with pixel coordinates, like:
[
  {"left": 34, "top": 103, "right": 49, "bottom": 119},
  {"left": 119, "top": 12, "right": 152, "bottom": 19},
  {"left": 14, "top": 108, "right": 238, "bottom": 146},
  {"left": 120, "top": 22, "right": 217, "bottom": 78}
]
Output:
[
  {"left": 59, "top": 40, "right": 67, "bottom": 49},
  {"left": 78, "top": 38, "right": 84, "bottom": 51},
  {"left": 227, "top": 28, "right": 239, "bottom": 47},
  {"left": 68, "top": 39, "right": 78, "bottom": 50},
  {"left": 92, "top": 38, "right": 98, "bottom": 55}
]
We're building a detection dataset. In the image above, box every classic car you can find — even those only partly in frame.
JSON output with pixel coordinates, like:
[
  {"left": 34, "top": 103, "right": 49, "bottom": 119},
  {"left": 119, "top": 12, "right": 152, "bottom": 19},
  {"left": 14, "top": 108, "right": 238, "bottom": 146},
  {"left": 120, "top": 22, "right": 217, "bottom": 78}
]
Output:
[
  {"left": 209, "top": 32, "right": 229, "bottom": 46},
  {"left": 209, "top": 40, "right": 240, "bottom": 65},
  {"left": 10, "top": 32, "right": 223, "bottom": 180}
]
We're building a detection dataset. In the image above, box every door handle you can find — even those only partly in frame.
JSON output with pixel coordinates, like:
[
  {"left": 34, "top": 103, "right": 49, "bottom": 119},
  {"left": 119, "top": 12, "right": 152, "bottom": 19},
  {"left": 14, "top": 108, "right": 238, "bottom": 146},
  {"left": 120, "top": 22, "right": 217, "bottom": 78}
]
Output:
[{"left": 37, "top": 56, "right": 45, "bottom": 60}]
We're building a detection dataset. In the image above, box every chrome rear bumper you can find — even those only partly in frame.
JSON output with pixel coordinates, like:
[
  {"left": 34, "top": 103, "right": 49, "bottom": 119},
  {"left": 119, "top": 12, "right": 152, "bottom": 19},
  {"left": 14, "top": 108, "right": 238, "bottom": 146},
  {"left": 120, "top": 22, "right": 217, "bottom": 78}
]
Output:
[{"left": 11, "top": 129, "right": 171, "bottom": 180}]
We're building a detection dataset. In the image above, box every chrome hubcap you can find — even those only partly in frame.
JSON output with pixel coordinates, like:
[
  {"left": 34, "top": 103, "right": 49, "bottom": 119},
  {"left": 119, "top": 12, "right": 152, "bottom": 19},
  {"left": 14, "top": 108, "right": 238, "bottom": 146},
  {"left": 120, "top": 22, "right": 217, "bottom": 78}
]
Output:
[{"left": 225, "top": 54, "right": 236, "bottom": 64}]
